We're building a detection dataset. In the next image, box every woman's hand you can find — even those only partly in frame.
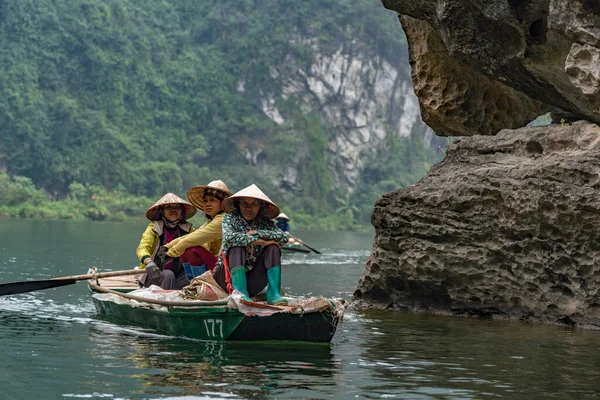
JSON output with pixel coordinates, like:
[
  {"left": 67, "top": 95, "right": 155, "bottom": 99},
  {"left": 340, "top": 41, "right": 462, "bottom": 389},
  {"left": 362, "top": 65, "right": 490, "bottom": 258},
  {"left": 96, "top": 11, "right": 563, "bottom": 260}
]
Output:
[
  {"left": 155, "top": 246, "right": 171, "bottom": 270},
  {"left": 251, "top": 239, "right": 280, "bottom": 248},
  {"left": 145, "top": 262, "right": 160, "bottom": 277},
  {"left": 247, "top": 230, "right": 256, "bottom": 236}
]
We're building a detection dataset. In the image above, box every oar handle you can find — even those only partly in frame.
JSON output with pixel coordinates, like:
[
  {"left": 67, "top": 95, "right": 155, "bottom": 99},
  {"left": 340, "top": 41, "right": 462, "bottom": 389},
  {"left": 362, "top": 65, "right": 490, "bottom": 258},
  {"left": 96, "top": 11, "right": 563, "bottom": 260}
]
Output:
[{"left": 54, "top": 269, "right": 145, "bottom": 282}]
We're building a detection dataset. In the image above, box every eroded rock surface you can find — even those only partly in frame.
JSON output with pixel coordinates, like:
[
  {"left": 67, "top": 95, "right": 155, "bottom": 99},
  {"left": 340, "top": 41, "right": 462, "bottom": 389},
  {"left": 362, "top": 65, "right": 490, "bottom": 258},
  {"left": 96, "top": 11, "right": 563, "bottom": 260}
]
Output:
[
  {"left": 401, "top": 17, "right": 545, "bottom": 137},
  {"left": 382, "top": 0, "right": 600, "bottom": 136},
  {"left": 355, "top": 122, "right": 600, "bottom": 327},
  {"left": 566, "top": 43, "right": 600, "bottom": 95}
]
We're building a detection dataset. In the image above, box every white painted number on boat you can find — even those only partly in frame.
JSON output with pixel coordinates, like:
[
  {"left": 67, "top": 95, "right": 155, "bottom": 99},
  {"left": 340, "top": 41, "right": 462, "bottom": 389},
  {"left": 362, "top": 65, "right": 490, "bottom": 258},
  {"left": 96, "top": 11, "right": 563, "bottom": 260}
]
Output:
[{"left": 204, "top": 319, "right": 223, "bottom": 338}]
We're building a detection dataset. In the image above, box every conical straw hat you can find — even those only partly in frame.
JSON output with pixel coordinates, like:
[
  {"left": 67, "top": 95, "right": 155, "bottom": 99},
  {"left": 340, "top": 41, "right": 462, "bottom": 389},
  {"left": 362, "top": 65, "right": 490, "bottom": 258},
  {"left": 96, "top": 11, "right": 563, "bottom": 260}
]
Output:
[
  {"left": 145, "top": 193, "right": 197, "bottom": 221},
  {"left": 187, "top": 180, "right": 232, "bottom": 211},
  {"left": 276, "top": 212, "right": 290, "bottom": 221},
  {"left": 222, "top": 184, "right": 281, "bottom": 220}
]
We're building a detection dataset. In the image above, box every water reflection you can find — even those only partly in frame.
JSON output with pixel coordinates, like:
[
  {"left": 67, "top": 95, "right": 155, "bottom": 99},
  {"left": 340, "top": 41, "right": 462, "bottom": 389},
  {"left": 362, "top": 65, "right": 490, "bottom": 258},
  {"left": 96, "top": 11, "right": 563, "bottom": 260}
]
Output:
[
  {"left": 86, "top": 326, "right": 338, "bottom": 399},
  {"left": 351, "top": 309, "right": 600, "bottom": 398}
]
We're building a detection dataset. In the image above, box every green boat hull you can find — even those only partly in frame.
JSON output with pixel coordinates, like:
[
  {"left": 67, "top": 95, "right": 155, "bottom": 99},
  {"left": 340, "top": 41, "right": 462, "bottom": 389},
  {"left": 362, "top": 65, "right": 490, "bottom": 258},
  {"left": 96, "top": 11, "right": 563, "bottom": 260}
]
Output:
[{"left": 91, "top": 295, "right": 341, "bottom": 342}]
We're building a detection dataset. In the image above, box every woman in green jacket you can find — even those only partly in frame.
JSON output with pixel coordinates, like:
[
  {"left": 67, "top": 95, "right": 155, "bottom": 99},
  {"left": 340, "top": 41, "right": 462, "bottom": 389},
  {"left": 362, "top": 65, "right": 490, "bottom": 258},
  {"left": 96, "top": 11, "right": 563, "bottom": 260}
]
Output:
[
  {"left": 136, "top": 193, "right": 196, "bottom": 290},
  {"left": 212, "top": 184, "right": 289, "bottom": 305}
]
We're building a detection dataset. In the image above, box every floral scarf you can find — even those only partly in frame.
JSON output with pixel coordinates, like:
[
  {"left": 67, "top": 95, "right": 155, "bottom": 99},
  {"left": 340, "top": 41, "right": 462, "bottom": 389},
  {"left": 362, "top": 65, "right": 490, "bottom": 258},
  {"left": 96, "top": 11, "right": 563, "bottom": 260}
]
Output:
[{"left": 216, "top": 212, "right": 288, "bottom": 271}]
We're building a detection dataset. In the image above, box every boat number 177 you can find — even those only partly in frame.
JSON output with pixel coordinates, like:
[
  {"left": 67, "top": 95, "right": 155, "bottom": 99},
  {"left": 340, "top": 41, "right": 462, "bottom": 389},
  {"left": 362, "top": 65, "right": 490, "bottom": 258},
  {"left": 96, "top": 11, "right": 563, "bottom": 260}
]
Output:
[{"left": 204, "top": 318, "right": 224, "bottom": 338}]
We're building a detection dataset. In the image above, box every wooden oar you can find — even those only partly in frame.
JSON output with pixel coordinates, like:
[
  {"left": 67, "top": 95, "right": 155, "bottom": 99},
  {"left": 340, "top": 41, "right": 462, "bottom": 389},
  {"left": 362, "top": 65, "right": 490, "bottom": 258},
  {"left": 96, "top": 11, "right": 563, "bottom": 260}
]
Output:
[
  {"left": 0, "top": 269, "right": 145, "bottom": 297},
  {"left": 289, "top": 235, "right": 322, "bottom": 255}
]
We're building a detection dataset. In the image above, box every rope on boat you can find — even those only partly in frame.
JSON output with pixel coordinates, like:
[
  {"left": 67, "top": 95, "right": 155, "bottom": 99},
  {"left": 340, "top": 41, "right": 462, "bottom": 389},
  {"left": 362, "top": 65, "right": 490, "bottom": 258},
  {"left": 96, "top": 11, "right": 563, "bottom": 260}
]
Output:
[
  {"left": 322, "top": 298, "right": 347, "bottom": 326},
  {"left": 88, "top": 281, "right": 230, "bottom": 307}
]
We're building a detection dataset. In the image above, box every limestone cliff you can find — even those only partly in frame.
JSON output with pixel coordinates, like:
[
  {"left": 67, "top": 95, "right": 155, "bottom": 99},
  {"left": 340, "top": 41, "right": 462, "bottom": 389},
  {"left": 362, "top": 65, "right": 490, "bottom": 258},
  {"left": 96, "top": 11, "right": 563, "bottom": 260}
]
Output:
[
  {"left": 381, "top": 0, "right": 600, "bottom": 137},
  {"left": 355, "top": 122, "right": 600, "bottom": 327},
  {"left": 356, "top": 0, "right": 600, "bottom": 328},
  {"left": 246, "top": 42, "right": 434, "bottom": 189}
]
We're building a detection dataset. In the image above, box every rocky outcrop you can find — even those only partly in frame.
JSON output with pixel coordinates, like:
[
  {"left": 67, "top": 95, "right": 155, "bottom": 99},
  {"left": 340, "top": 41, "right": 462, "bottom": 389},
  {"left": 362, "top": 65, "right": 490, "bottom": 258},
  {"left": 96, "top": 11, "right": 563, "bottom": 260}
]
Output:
[
  {"left": 400, "top": 17, "right": 545, "bottom": 137},
  {"left": 566, "top": 43, "right": 600, "bottom": 95},
  {"left": 250, "top": 44, "right": 434, "bottom": 189},
  {"left": 381, "top": 0, "right": 600, "bottom": 136},
  {"left": 355, "top": 122, "right": 600, "bottom": 327}
]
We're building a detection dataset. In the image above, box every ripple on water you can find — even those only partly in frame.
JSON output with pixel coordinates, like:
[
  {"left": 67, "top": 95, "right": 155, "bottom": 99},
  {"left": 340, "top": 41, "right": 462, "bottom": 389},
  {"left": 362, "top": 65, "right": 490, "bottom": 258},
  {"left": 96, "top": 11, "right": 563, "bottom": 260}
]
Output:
[{"left": 283, "top": 249, "right": 370, "bottom": 265}]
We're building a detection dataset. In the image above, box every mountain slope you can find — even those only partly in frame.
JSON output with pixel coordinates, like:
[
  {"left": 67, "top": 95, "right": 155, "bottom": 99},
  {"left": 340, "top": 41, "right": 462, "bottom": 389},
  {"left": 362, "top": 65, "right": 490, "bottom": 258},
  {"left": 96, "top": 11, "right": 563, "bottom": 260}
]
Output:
[{"left": 0, "top": 0, "right": 442, "bottom": 226}]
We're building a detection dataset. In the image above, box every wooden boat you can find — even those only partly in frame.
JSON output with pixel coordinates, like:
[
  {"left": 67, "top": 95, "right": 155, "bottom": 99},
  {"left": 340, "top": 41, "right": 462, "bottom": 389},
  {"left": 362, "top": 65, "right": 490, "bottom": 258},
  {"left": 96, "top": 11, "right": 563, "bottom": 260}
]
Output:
[{"left": 87, "top": 275, "right": 346, "bottom": 342}]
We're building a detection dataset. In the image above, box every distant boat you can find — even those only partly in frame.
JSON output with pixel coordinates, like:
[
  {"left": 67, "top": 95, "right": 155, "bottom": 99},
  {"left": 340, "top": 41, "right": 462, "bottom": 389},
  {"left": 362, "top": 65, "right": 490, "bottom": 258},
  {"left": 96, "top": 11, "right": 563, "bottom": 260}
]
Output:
[
  {"left": 88, "top": 275, "right": 346, "bottom": 342},
  {"left": 281, "top": 235, "right": 321, "bottom": 254},
  {"left": 281, "top": 243, "right": 311, "bottom": 254}
]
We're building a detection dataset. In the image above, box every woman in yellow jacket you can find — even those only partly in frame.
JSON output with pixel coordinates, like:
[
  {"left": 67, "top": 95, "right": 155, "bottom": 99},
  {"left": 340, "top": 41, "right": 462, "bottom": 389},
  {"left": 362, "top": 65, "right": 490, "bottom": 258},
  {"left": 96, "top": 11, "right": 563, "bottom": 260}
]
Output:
[
  {"left": 136, "top": 193, "right": 196, "bottom": 290},
  {"left": 160, "top": 180, "right": 232, "bottom": 280}
]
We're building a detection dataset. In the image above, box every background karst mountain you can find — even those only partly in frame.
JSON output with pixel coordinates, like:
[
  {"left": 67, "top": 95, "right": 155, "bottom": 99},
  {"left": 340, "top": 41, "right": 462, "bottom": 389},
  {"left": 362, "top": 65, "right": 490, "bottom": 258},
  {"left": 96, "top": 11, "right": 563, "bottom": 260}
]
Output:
[{"left": 0, "top": 0, "right": 444, "bottom": 228}]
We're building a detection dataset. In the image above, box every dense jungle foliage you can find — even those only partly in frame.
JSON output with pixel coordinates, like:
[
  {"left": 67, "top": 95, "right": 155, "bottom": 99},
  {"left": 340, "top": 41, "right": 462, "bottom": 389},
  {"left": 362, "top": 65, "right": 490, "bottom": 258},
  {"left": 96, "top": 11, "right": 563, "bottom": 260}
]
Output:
[{"left": 0, "top": 0, "right": 442, "bottom": 230}]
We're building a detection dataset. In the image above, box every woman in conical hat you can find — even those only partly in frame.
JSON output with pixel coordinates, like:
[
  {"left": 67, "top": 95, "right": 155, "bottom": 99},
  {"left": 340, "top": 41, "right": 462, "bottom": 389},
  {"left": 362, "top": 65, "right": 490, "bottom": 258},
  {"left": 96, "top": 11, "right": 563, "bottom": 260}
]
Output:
[
  {"left": 136, "top": 193, "right": 196, "bottom": 290},
  {"left": 274, "top": 212, "right": 290, "bottom": 232},
  {"left": 159, "top": 180, "right": 232, "bottom": 282},
  {"left": 212, "top": 184, "right": 289, "bottom": 305}
]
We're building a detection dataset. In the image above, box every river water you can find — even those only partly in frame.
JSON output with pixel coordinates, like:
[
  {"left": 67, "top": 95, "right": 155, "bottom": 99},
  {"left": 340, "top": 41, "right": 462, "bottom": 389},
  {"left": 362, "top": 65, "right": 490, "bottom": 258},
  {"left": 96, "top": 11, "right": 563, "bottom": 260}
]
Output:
[{"left": 1, "top": 219, "right": 600, "bottom": 399}]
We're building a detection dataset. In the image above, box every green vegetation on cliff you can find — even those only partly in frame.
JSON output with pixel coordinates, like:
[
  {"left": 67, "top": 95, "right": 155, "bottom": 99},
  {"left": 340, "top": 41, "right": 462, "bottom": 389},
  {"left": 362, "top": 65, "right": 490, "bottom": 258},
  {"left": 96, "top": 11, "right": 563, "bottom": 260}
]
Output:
[{"left": 0, "top": 0, "right": 441, "bottom": 230}]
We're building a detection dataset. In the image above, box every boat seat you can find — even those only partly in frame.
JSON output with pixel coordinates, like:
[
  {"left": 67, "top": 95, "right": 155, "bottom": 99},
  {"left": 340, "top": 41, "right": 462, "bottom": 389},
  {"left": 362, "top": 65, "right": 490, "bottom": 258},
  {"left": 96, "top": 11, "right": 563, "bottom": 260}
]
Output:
[{"left": 93, "top": 275, "right": 140, "bottom": 290}]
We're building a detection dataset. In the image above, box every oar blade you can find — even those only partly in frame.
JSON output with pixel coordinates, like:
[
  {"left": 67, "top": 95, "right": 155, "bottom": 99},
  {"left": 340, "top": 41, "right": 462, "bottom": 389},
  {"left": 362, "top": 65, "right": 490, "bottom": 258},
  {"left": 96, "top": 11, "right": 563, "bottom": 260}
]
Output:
[
  {"left": 0, "top": 279, "right": 76, "bottom": 296},
  {"left": 289, "top": 235, "right": 322, "bottom": 255},
  {"left": 305, "top": 245, "right": 322, "bottom": 255},
  {"left": 281, "top": 246, "right": 311, "bottom": 254},
  {"left": 299, "top": 242, "right": 322, "bottom": 254}
]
